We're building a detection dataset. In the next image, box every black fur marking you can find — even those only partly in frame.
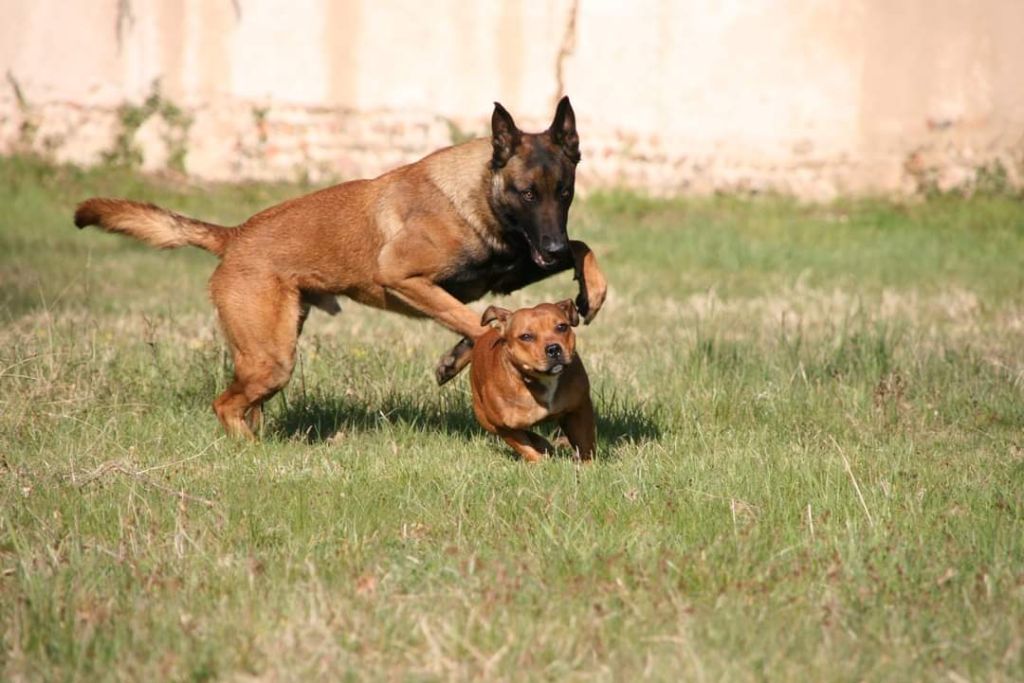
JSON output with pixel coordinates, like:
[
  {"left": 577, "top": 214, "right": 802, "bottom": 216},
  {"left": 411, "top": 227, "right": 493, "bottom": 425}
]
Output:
[
  {"left": 437, "top": 249, "right": 521, "bottom": 303},
  {"left": 437, "top": 234, "right": 574, "bottom": 304},
  {"left": 524, "top": 142, "right": 557, "bottom": 168},
  {"left": 488, "top": 248, "right": 573, "bottom": 295}
]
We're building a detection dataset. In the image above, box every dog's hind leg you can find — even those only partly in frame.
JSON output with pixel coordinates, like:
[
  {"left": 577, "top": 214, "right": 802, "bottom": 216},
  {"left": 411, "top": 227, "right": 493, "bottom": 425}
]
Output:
[
  {"left": 246, "top": 403, "right": 264, "bottom": 435},
  {"left": 210, "top": 269, "right": 303, "bottom": 438},
  {"left": 213, "top": 379, "right": 254, "bottom": 438}
]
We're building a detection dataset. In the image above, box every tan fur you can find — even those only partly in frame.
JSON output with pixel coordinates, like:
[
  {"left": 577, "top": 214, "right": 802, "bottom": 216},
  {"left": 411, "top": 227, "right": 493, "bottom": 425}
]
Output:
[
  {"left": 74, "top": 198, "right": 234, "bottom": 255},
  {"left": 74, "top": 100, "right": 607, "bottom": 439},
  {"left": 470, "top": 301, "right": 595, "bottom": 462}
]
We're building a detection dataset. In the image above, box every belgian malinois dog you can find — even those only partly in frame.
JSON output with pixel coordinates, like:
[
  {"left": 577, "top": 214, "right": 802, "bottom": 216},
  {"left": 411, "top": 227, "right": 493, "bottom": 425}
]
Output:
[{"left": 74, "top": 97, "right": 607, "bottom": 438}]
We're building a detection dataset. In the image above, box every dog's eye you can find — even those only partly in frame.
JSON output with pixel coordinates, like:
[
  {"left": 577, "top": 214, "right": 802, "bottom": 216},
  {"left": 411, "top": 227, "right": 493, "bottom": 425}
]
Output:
[
  {"left": 520, "top": 189, "right": 535, "bottom": 202},
  {"left": 518, "top": 332, "right": 535, "bottom": 342},
  {"left": 559, "top": 186, "right": 571, "bottom": 198},
  {"left": 555, "top": 323, "right": 569, "bottom": 333}
]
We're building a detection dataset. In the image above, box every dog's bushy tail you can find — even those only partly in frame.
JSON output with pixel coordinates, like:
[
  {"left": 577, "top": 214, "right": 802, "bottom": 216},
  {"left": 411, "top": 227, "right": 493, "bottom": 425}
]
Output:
[{"left": 74, "top": 198, "right": 234, "bottom": 257}]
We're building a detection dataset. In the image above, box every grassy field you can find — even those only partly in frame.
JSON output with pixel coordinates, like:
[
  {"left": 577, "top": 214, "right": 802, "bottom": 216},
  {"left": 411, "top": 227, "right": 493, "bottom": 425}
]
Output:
[{"left": 1, "top": 155, "right": 1023, "bottom": 681}]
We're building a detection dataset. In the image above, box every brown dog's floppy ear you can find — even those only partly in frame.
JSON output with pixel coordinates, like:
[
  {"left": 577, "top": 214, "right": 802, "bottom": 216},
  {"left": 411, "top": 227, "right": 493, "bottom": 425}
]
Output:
[
  {"left": 491, "top": 102, "right": 521, "bottom": 170},
  {"left": 549, "top": 96, "right": 580, "bottom": 164},
  {"left": 481, "top": 305, "right": 512, "bottom": 334},
  {"left": 555, "top": 299, "right": 580, "bottom": 327}
]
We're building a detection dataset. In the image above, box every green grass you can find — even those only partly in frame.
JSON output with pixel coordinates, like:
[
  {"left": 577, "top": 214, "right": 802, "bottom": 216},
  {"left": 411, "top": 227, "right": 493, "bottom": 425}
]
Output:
[{"left": 2, "top": 155, "right": 1023, "bottom": 681}]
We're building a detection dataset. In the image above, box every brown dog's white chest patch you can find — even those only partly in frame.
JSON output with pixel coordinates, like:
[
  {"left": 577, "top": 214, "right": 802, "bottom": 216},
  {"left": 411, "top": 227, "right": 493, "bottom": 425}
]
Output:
[{"left": 528, "top": 374, "right": 561, "bottom": 411}]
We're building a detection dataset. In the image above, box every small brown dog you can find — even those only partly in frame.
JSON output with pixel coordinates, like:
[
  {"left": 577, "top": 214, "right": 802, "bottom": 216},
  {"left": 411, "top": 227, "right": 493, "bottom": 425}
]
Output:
[{"left": 470, "top": 300, "right": 595, "bottom": 462}]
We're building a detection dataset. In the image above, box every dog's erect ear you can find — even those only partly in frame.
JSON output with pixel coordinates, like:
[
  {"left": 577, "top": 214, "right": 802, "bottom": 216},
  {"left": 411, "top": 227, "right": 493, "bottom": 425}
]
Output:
[
  {"left": 491, "top": 102, "right": 521, "bottom": 170},
  {"left": 549, "top": 96, "right": 580, "bottom": 164},
  {"left": 481, "top": 305, "right": 512, "bottom": 334},
  {"left": 555, "top": 299, "right": 580, "bottom": 327}
]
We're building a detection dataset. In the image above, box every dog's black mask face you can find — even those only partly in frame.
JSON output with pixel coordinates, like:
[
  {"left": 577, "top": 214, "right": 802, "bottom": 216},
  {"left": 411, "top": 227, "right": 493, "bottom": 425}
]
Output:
[{"left": 489, "top": 96, "right": 580, "bottom": 269}]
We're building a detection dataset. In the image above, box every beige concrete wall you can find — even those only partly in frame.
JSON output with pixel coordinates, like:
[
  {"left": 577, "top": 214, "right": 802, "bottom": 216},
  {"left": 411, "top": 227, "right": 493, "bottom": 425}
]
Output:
[{"left": 2, "top": 0, "right": 1022, "bottom": 198}]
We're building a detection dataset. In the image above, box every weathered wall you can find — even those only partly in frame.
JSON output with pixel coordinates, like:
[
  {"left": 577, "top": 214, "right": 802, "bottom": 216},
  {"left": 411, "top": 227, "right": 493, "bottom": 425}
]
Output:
[{"left": 2, "top": 0, "right": 1023, "bottom": 199}]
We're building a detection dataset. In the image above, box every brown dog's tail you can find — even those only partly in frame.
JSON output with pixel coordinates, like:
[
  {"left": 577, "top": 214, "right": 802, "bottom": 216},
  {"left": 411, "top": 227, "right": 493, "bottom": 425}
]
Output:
[{"left": 74, "top": 198, "right": 234, "bottom": 257}]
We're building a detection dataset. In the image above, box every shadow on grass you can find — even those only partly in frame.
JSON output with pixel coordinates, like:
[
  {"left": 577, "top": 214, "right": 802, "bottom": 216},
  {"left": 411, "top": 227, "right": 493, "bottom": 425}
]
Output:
[
  {"left": 270, "top": 392, "right": 480, "bottom": 443},
  {"left": 268, "top": 389, "right": 662, "bottom": 458},
  {"left": 592, "top": 391, "right": 663, "bottom": 451}
]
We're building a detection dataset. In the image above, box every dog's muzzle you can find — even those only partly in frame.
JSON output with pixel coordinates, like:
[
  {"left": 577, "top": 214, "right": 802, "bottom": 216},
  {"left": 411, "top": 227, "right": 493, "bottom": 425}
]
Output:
[{"left": 544, "top": 344, "right": 567, "bottom": 374}]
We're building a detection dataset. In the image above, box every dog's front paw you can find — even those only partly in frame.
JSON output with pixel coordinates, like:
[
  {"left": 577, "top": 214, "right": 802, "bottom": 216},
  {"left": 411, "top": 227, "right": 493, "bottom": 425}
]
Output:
[
  {"left": 575, "top": 289, "right": 590, "bottom": 321},
  {"left": 576, "top": 281, "right": 606, "bottom": 325},
  {"left": 435, "top": 355, "right": 460, "bottom": 385},
  {"left": 435, "top": 337, "right": 474, "bottom": 386},
  {"left": 584, "top": 284, "right": 606, "bottom": 324}
]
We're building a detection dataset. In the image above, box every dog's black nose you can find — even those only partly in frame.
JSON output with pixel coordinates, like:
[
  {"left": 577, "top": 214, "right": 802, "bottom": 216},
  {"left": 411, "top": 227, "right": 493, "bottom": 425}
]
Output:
[
  {"left": 541, "top": 236, "right": 569, "bottom": 255},
  {"left": 545, "top": 343, "right": 562, "bottom": 359}
]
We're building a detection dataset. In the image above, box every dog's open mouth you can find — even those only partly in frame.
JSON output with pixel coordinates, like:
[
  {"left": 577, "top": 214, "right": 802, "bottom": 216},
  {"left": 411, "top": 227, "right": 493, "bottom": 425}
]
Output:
[
  {"left": 538, "top": 360, "right": 566, "bottom": 376},
  {"left": 512, "top": 226, "right": 561, "bottom": 270},
  {"left": 528, "top": 244, "right": 557, "bottom": 269},
  {"left": 526, "top": 362, "right": 566, "bottom": 377}
]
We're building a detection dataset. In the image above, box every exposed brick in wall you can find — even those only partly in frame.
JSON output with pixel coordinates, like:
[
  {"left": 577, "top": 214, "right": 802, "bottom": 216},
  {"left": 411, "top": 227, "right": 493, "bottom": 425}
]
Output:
[
  {"left": 4, "top": 1, "right": 1024, "bottom": 200},
  {"left": 2, "top": 93, "right": 1021, "bottom": 201}
]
